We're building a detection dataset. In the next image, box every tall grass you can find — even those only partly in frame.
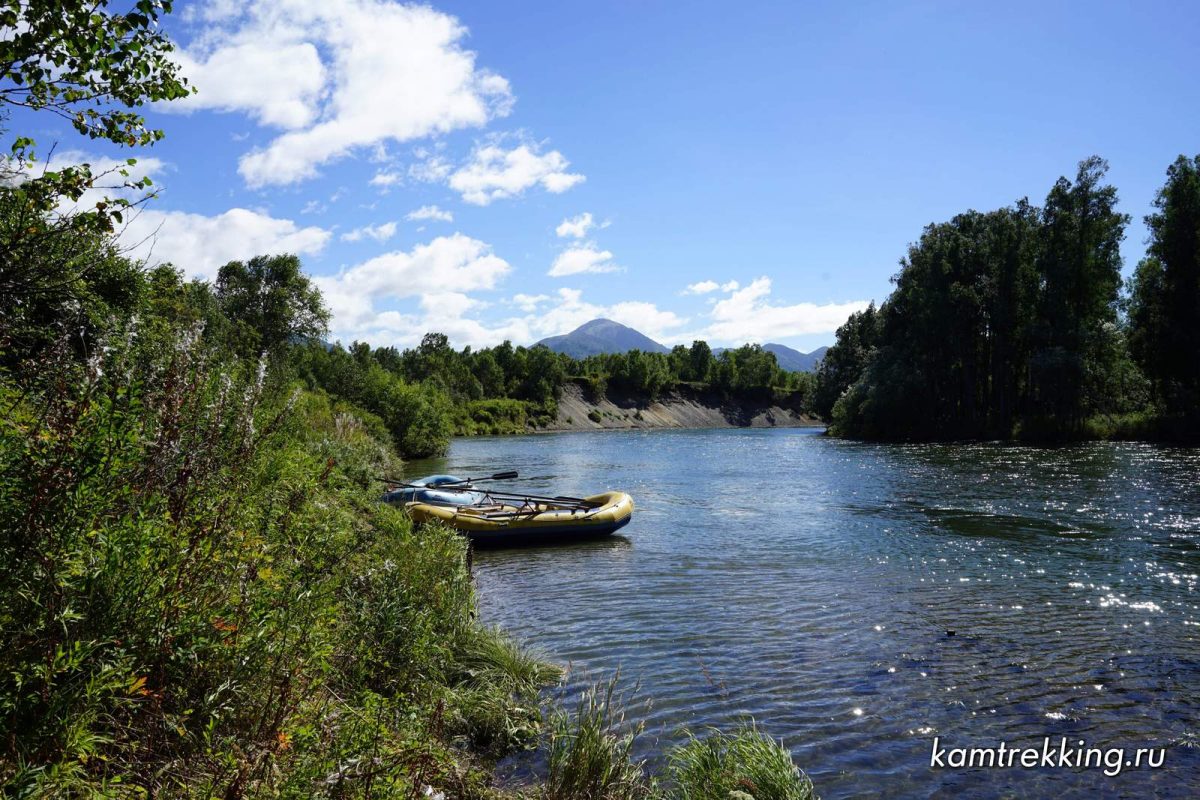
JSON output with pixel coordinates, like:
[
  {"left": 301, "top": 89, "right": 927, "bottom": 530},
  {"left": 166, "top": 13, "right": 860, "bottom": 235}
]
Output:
[
  {"left": 445, "top": 626, "right": 564, "bottom": 756},
  {"left": 0, "top": 326, "right": 560, "bottom": 797},
  {"left": 543, "top": 677, "right": 653, "bottom": 800},
  {"left": 665, "top": 725, "right": 816, "bottom": 800}
]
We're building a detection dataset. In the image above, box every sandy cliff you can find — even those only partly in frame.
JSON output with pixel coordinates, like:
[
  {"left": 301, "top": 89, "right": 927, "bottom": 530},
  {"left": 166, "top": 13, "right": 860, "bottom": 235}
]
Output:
[{"left": 545, "top": 381, "right": 823, "bottom": 432}]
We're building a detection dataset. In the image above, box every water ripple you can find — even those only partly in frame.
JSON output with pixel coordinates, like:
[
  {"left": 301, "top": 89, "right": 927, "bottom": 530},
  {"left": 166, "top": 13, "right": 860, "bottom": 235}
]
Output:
[{"left": 407, "top": 430, "right": 1200, "bottom": 798}]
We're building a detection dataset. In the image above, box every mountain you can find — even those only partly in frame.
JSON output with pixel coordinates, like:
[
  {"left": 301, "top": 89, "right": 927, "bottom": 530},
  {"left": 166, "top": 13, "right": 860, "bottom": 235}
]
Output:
[
  {"left": 763, "top": 343, "right": 828, "bottom": 372},
  {"left": 537, "top": 319, "right": 828, "bottom": 370},
  {"left": 536, "top": 318, "right": 669, "bottom": 358},
  {"left": 712, "top": 343, "right": 829, "bottom": 372}
]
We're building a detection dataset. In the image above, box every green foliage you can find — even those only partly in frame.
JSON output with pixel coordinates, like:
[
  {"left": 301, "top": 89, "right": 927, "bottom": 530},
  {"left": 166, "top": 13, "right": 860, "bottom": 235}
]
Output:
[
  {"left": 543, "top": 678, "right": 653, "bottom": 800},
  {"left": 214, "top": 254, "right": 330, "bottom": 357},
  {"left": 0, "top": 189, "right": 147, "bottom": 364},
  {"left": 828, "top": 157, "right": 1162, "bottom": 442},
  {"left": 0, "top": 0, "right": 191, "bottom": 148},
  {"left": 588, "top": 409, "right": 604, "bottom": 423},
  {"left": 455, "top": 397, "right": 530, "bottom": 435},
  {"left": 1128, "top": 154, "right": 1200, "bottom": 428},
  {"left": 0, "top": 0, "right": 191, "bottom": 252},
  {"left": 813, "top": 305, "right": 879, "bottom": 419},
  {"left": 1030, "top": 157, "right": 1129, "bottom": 429},
  {"left": 666, "top": 725, "right": 815, "bottom": 800},
  {"left": 0, "top": 322, "right": 561, "bottom": 795}
]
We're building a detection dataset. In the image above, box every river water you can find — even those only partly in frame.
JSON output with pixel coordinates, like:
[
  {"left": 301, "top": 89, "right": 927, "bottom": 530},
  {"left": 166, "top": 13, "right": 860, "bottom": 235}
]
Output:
[{"left": 407, "top": 428, "right": 1200, "bottom": 798}]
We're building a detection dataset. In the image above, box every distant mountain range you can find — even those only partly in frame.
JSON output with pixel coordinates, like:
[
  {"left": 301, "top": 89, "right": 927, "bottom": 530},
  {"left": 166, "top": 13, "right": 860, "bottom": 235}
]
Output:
[
  {"left": 536, "top": 318, "right": 827, "bottom": 371},
  {"left": 730, "top": 343, "right": 828, "bottom": 373}
]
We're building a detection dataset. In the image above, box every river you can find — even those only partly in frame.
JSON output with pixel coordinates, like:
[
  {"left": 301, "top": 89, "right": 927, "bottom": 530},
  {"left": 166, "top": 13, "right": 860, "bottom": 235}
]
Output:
[{"left": 407, "top": 428, "right": 1200, "bottom": 798}]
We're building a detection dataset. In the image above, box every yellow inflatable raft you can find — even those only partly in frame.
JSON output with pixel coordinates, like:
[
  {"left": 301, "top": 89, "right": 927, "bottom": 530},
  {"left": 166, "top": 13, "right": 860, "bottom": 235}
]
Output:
[{"left": 407, "top": 491, "right": 634, "bottom": 545}]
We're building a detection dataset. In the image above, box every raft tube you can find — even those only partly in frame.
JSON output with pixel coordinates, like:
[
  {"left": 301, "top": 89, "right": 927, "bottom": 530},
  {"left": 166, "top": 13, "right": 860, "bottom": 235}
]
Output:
[
  {"left": 406, "top": 491, "right": 634, "bottom": 546},
  {"left": 382, "top": 474, "right": 485, "bottom": 507}
]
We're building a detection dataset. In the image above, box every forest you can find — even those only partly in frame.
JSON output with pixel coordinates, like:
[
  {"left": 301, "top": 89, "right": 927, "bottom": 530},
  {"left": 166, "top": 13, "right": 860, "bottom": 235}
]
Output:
[{"left": 813, "top": 155, "right": 1200, "bottom": 442}]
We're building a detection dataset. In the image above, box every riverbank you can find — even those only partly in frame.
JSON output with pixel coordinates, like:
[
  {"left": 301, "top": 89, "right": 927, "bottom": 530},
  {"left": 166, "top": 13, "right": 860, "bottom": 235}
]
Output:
[{"left": 546, "top": 380, "right": 823, "bottom": 432}]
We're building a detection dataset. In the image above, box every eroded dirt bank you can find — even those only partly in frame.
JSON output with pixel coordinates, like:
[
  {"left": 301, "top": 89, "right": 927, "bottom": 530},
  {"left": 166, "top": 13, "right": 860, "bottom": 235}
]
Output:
[{"left": 545, "top": 381, "right": 823, "bottom": 432}]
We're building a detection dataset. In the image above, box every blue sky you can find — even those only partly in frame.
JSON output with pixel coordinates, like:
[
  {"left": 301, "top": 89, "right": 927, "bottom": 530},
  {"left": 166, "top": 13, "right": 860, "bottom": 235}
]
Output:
[{"left": 20, "top": 0, "right": 1200, "bottom": 351}]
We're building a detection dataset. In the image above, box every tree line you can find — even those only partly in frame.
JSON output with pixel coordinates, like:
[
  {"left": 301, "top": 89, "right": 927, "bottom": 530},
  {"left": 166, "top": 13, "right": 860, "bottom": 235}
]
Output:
[{"left": 813, "top": 155, "right": 1200, "bottom": 441}]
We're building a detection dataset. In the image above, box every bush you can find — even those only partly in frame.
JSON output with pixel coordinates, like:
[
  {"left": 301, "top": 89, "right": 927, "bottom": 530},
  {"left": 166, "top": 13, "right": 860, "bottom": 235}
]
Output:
[
  {"left": 588, "top": 409, "right": 603, "bottom": 424},
  {"left": 666, "top": 725, "right": 815, "bottom": 800},
  {"left": 543, "top": 678, "right": 652, "bottom": 800},
  {"left": 0, "top": 324, "right": 556, "bottom": 796},
  {"left": 455, "top": 398, "right": 531, "bottom": 435}
]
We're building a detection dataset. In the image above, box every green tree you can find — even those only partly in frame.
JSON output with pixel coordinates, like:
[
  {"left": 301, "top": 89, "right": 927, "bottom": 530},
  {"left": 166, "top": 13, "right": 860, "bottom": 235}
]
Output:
[
  {"left": 688, "top": 340, "right": 713, "bottom": 383},
  {"left": 214, "top": 254, "right": 330, "bottom": 357},
  {"left": 1029, "top": 157, "right": 1129, "bottom": 429},
  {"left": 1131, "top": 155, "right": 1200, "bottom": 419},
  {"left": 813, "top": 304, "right": 879, "bottom": 419},
  {"left": 0, "top": 0, "right": 191, "bottom": 235},
  {"left": 0, "top": 0, "right": 190, "bottom": 363}
]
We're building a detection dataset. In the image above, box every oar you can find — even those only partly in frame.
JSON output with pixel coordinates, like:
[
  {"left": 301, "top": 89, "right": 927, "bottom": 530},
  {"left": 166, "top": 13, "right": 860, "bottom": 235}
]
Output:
[
  {"left": 438, "top": 470, "right": 519, "bottom": 486},
  {"left": 475, "top": 489, "right": 597, "bottom": 508},
  {"left": 380, "top": 470, "right": 518, "bottom": 488}
]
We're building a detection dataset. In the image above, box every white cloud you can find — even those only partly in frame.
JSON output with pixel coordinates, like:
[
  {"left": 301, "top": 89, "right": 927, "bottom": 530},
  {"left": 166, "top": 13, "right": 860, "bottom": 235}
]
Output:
[
  {"left": 121, "top": 207, "right": 332, "bottom": 280},
  {"left": 684, "top": 280, "right": 719, "bottom": 295},
  {"left": 408, "top": 152, "right": 453, "bottom": 183},
  {"left": 555, "top": 212, "right": 594, "bottom": 238},
  {"left": 406, "top": 204, "right": 453, "bottom": 222},
  {"left": 17, "top": 151, "right": 330, "bottom": 281},
  {"left": 170, "top": 40, "right": 327, "bottom": 129},
  {"left": 340, "top": 221, "right": 397, "bottom": 242},
  {"left": 449, "top": 141, "right": 584, "bottom": 205},
  {"left": 178, "top": 2, "right": 514, "bottom": 187},
  {"left": 548, "top": 243, "right": 619, "bottom": 277},
  {"left": 510, "top": 293, "right": 549, "bottom": 312},
  {"left": 369, "top": 170, "right": 403, "bottom": 189},
  {"left": 316, "top": 233, "right": 510, "bottom": 330},
  {"left": 697, "top": 277, "right": 868, "bottom": 344},
  {"left": 721, "top": 280, "right": 740, "bottom": 292}
]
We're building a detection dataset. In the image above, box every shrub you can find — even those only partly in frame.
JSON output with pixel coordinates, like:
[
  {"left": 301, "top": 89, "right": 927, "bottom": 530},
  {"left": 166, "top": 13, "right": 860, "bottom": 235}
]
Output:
[
  {"left": 543, "top": 678, "right": 652, "bottom": 800},
  {"left": 588, "top": 410, "right": 603, "bottom": 424},
  {"left": 0, "top": 325, "right": 555, "bottom": 796},
  {"left": 666, "top": 725, "right": 815, "bottom": 800}
]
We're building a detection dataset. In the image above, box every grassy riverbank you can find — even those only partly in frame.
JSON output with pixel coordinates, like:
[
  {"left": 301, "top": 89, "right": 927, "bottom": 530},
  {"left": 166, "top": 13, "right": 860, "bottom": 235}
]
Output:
[
  {"left": 0, "top": 322, "right": 816, "bottom": 798},
  {"left": 0, "top": 326, "right": 555, "bottom": 795}
]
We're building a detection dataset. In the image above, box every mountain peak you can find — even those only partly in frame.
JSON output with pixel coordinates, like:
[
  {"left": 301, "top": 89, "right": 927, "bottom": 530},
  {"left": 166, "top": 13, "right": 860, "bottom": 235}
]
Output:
[{"left": 536, "top": 318, "right": 668, "bottom": 358}]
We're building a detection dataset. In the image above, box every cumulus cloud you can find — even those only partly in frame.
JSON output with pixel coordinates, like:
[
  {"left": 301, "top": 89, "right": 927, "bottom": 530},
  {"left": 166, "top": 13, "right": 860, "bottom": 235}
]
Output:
[
  {"left": 121, "top": 207, "right": 332, "bottom": 279},
  {"left": 316, "top": 233, "right": 510, "bottom": 331},
  {"left": 449, "top": 141, "right": 584, "bottom": 205},
  {"left": 175, "top": 1, "right": 514, "bottom": 187},
  {"left": 340, "top": 221, "right": 397, "bottom": 242},
  {"left": 555, "top": 212, "right": 594, "bottom": 238},
  {"left": 684, "top": 280, "right": 719, "bottom": 295},
  {"left": 406, "top": 204, "right": 453, "bottom": 222},
  {"left": 19, "top": 151, "right": 331, "bottom": 281},
  {"left": 170, "top": 40, "right": 327, "bottom": 129},
  {"left": 408, "top": 151, "right": 453, "bottom": 183},
  {"left": 369, "top": 170, "right": 403, "bottom": 189},
  {"left": 510, "top": 293, "right": 549, "bottom": 312},
  {"left": 548, "top": 243, "right": 619, "bottom": 277},
  {"left": 698, "top": 277, "right": 868, "bottom": 343}
]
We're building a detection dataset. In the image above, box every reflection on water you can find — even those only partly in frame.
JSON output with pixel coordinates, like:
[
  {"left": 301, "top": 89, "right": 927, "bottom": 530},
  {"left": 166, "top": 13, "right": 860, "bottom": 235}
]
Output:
[{"left": 408, "top": 430, "right": 1200, "bottom": 799}]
